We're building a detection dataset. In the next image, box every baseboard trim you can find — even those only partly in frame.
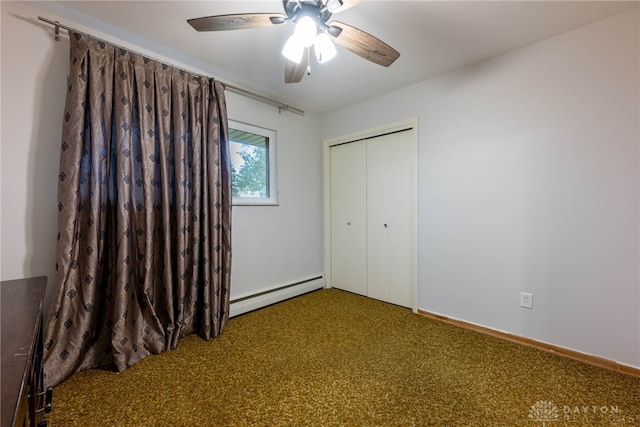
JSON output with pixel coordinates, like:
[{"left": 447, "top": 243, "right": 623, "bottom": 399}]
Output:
[
  {"left": 229, "top": 277, "right": 325, "bottom": 318},
  {"left": 417, "top": 309, "right": 640, "bottom": 379}
]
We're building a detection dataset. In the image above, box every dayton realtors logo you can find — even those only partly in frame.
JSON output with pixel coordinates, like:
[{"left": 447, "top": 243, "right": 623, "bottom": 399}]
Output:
[
  {"left": 528, "top": 400, "right": 639, "bottom": 425},
  {"left": 528, "top": 401, "right": 559, "bottom": 426}
]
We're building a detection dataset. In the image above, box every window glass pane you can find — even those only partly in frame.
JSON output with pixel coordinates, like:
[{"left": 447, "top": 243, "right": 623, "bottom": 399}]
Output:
[
  {"left": 228, "top": 121, "right": 277, "bottom": 205},
  {"left": 230, "top": 137, "right": 269, "bottom": 198}
]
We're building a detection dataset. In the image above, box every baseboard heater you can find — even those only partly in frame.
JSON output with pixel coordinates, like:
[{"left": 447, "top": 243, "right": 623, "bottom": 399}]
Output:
[{"left": 229, "top": 276, "right": 325, "bottom": 317}]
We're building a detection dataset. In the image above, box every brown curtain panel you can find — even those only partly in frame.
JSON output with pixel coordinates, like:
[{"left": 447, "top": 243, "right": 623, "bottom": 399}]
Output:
[{"left": 43, "top": 32, "right": 232, "bottom": 388}]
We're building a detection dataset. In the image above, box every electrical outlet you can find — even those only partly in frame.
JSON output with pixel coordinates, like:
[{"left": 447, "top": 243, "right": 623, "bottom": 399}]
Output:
[{"left": 520, "top": 292, "right": 533, "bottom": 309}]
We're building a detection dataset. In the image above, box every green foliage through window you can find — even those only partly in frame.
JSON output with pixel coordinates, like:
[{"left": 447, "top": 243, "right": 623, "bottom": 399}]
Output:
[
  {"left": 228, "top": 121, "right": 278, "bottom": 205},
  {"left": 231, "top": 140, "right": 268, "bottom": 198}
]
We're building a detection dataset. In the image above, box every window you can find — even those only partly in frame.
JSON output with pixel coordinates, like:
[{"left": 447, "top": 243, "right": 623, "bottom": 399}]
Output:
[{"left": 229, "top": 120, "right": 278, "bottom": 205}]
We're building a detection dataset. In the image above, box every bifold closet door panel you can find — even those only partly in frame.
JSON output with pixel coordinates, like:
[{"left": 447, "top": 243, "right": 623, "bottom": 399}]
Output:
[
  {"left": 366, "top": 132, "right": 414, "bottom": 308},
  {"left": 330, "top": 140, "right": 368, "bottom": 296}
]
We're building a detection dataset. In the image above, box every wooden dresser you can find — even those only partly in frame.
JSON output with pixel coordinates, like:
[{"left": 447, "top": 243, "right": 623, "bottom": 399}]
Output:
[{"left": 1, "top": 277, "right": 50, "bottom": 427}]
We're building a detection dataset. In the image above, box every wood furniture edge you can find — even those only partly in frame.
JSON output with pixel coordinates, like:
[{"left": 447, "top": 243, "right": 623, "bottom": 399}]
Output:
[
  {"left": 1, "top": 276, "right": 48, "bottom": 426},
  {"left": 417, "top": 309, "right": 640, "bottom": 379}
]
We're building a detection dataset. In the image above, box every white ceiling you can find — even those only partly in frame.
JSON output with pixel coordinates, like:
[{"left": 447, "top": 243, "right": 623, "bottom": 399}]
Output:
[{"left": 35, "top": 1, "right": 639, "bottom": 114}]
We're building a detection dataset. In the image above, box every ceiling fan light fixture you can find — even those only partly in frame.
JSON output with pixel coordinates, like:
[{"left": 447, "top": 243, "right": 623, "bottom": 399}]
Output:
[
  {"left": 314, "top": 32, "right": 336, "bottom": 63},
  {"left": 188, "top": 0, "right": 399, "bottom": 84},
  {"left": 294, "top": 15, "right": 318, "bottom": 47},
  {"left": 282, "top": 34, "right": 305, "bottom": 63}
]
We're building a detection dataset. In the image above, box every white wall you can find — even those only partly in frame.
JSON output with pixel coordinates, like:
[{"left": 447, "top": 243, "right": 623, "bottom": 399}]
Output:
[
  {"left": 1, "top": 1, "right": 66, "bottom": 311},
  {"left": 226, "top": 93, "right": 323, "bottom": 300},
  {"left": 321, "top": 9, "right": 640, "bottom": 368},
  {"left": 0, "top": 1, "right": 323, "bottom": 314}
]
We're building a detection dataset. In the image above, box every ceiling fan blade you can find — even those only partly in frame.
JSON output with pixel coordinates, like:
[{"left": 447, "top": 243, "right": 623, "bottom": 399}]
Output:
[
  {"left": 188, "top": 13, "right": 287, "bottom": 32},
  {"left": 285, "top": 48, "right": 309, "bottom": 84},
  {"left": 328, "top": 21, "right": 399, "bottom": 67},
  {"left": 327, "top": 0, "right": 366, "bottom": 13}
]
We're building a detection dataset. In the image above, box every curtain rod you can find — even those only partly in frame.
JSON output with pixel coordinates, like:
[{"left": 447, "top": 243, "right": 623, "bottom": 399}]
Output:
[{"left": 37, "top": 16, "right": 305, "bottom": 116}]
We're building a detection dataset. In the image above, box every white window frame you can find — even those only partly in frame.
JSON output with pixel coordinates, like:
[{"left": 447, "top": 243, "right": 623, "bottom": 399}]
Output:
[{"left": 229, "top": 119, "right": 278, "bottom": 206}]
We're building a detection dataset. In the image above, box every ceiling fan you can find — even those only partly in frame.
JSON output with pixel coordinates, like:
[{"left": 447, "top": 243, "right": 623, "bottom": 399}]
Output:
[{"left": 187, "top": 0, "right": 400, "bottom": 83}]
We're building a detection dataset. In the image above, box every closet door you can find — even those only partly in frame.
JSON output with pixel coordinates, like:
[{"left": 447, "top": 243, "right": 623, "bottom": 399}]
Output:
[
  {"left": 366, "top": 131, "right": 415, "bottom": 308},
  {"left": 330, "top": 141, "right": 367, "bottom": 296}
]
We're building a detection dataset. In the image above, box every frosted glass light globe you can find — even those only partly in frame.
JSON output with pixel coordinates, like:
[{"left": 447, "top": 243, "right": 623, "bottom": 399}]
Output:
[
  {"left": 314, "top": 32, "right": 337, "bottom": 63},
  {"left": 295, "top": 16, "right": 318, "bottom": 48},
  {"left": 282, "top": 35, "right": 304, "bottom": 63}
]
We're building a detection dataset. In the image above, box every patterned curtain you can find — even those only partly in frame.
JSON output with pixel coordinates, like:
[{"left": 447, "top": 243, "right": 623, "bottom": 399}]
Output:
[{"left": 43, "top": 32, "right": 232, "bottom": 388}]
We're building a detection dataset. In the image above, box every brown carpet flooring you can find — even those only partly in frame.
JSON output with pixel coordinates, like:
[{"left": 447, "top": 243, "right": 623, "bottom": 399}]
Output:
[{"left": 49, "top": 288, "right": 640, "bottom": 426}]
